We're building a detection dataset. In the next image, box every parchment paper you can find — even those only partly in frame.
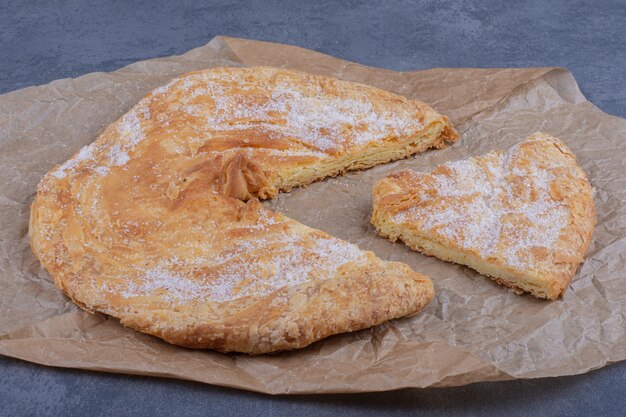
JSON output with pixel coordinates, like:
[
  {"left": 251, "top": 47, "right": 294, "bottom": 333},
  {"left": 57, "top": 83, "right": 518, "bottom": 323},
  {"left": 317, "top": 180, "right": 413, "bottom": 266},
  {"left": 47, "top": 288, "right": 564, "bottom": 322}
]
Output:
[{"left": 1, "top": 36, "right": 624, "bottom": 394}]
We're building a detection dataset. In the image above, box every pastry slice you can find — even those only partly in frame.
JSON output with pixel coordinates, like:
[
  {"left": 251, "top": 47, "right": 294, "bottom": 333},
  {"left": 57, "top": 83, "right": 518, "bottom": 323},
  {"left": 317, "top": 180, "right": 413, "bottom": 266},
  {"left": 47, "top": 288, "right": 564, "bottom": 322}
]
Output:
[
  {"left": 371, "top": 133, "right": 595, "bottom": 300},
  {"left": 30, "top": 66, "right": 455, "bottom": 354}
]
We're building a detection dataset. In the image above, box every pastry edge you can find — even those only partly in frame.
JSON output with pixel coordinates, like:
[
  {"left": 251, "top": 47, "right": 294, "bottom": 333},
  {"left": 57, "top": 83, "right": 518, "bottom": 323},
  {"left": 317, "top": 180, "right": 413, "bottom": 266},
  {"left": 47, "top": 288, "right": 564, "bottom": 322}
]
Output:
[
  {"left": 260, "top": 114, "right": 458, "bottom": 199},
  {"left": 114, "top": 261, "right": 435, "bottom": 354},
  {"left": 371, "top": 217, "right": 574, "bottom": 300}
]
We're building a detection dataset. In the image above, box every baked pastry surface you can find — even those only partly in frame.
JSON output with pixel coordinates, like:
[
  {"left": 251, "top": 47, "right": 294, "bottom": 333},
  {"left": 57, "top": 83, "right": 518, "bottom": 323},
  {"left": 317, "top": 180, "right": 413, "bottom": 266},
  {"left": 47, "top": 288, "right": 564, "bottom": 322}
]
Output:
[
  {"left": 30, "top": 66, "right": 457, "bottom": 353},
  {"left": 372, "top": 133, "right": 595, "bottom": 300}
]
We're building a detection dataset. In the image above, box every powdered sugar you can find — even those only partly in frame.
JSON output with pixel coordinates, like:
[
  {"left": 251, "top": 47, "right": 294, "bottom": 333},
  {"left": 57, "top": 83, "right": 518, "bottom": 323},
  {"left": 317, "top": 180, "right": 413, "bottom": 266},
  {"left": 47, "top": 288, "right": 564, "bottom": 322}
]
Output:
[
  {"left": 278, "top": 90, "right": 414, "bottom": 151},
  {"left": 175, "top": 70, "right": 422, "bottom": 154},
  {"left": 51, "top": 144, "right": 97, "bottom": 179},
  {"left": 94, "top": 166, "right": 110, "bottom": 175},
  {"left": 122, "top": 267, "right": 207, "bottom": 302},
  {"left": 121, "top": 233, "right": 366, "bottom": 303},
  {"left": 49, "top": 105, "right": 150, "bottom": 181},
  {"left": 393, "top": 140, "right": 569, "bottom": 270},
  {"left": 109, "top": 109, "right": 147, "bottom": 166},
  {"left": 106, "top": 143, "right": 130, "bottom": 166}
]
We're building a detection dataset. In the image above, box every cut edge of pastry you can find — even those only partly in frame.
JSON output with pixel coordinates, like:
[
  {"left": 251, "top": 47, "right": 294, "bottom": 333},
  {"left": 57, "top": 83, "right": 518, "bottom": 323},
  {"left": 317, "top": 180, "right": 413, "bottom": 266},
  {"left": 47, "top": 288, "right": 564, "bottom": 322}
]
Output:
[
  {"left": 271, "top": 119, "right": 456, "bottom": 196},
  {"left": 373, "top": 220, "right": 570, "bottom": 300}
]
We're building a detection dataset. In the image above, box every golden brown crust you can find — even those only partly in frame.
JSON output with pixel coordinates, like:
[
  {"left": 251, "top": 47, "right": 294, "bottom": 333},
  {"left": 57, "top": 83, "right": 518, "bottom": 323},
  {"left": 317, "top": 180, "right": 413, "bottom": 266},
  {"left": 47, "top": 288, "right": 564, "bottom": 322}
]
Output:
[
  {"left": 122, "top": 259, "right": 433, "bottom": 354},
  {"left": 30, "top": 66, "right": 454, "bottom": 353},
  {"left": 372, "top": 133, "right": 596, "bottom": 300}
]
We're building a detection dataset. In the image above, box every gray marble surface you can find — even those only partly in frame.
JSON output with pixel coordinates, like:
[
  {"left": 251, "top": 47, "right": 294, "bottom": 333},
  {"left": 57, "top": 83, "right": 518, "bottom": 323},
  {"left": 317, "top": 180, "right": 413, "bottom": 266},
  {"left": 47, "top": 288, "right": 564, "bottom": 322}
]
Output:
[{"left": 1, "top": 1, "right": 625, "bottom": 416}]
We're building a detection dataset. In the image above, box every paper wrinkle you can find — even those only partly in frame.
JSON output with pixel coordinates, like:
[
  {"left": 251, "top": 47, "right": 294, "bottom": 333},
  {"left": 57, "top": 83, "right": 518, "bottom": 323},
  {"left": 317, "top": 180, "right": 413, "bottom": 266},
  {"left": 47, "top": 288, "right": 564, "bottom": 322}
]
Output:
[{"left": 0, "top": 36, "right": 625, "bottom": 394}]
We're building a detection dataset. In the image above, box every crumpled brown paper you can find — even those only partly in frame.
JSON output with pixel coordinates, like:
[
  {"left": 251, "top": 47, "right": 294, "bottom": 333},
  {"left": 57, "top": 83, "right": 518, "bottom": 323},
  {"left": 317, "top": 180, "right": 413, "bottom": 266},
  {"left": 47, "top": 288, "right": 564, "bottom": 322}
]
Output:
[{"left": 0, "top": 36, "right": 624, "bottom": 394}]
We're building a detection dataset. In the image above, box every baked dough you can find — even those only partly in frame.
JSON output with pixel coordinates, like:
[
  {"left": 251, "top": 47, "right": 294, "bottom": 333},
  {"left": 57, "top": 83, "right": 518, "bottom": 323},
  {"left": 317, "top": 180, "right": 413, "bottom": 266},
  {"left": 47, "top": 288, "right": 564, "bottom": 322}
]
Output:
[
  {"left": 372, "top": 133, "right": 595, "bottom": 300},
  {"left": 30, "top": 66, "right": 457, "bottom": 353}
]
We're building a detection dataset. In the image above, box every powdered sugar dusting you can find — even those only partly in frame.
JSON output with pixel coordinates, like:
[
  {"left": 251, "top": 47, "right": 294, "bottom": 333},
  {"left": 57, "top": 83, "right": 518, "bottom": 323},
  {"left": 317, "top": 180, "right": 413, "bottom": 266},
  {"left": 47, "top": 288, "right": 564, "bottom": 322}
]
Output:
[
  {"left": 175, "top": 69, "right": 422, "bottom": 153},
  {"left": 50, "top": 144, "right": 97, "bottom": 179},
  {"left": 121, "top": 233, "right": 366, "bottom": 303},
  {"left": 392, "top": 139, "right": 569, "bottom": 270},
  {"left": 122, "top": 267, "right": 207, "bottom": 302},
  {"left": 94, "top": 166, "right": 110, "bottom": 175},
  {"left": 49, "top": 104, "right": 150, "bottom": 181},
  {"left": 109, "top": 108, "right": 148, "bottom": 166}
]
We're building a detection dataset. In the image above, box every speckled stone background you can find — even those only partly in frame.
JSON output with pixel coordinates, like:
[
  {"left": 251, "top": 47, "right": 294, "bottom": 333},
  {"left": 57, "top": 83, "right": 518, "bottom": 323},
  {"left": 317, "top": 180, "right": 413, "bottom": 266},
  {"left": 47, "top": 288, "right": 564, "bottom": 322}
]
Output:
[{"left": 1, "top": 1, "right": 625, "bottom": 416}]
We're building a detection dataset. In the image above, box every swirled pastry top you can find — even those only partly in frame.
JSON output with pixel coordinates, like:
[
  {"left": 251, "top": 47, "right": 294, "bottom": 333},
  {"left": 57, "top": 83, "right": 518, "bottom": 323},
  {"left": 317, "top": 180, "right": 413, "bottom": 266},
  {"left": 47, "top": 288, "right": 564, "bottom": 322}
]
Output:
[
  {"left": 372, "top": 133, "right": 595, "bottom": 300},
  {"left": 30, "top": 66, "right": 457, "bottom": 353}
]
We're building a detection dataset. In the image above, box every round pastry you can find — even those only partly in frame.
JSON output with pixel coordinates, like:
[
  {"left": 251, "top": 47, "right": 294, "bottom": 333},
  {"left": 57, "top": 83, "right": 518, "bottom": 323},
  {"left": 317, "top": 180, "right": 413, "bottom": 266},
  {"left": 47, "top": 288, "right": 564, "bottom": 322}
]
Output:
[{"left": 30, "top": 66, "right": 457, "bottom": 353}]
